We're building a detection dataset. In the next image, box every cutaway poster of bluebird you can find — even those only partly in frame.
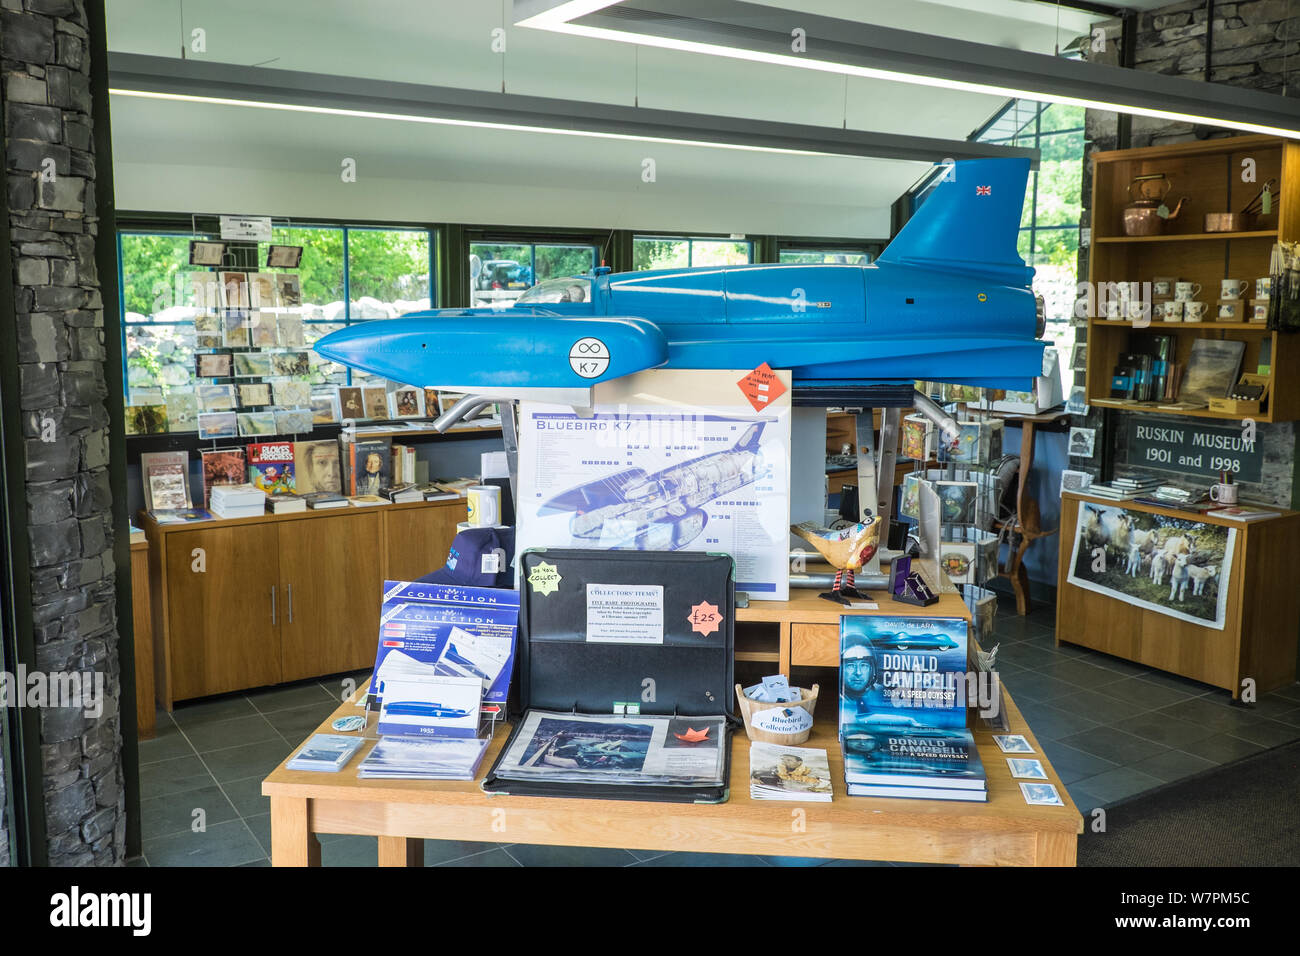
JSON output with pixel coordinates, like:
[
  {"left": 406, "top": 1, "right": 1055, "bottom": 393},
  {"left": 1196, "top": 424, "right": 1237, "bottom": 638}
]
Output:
[{"left": 517, "top": 369, "right": 791, "bottom": 600}]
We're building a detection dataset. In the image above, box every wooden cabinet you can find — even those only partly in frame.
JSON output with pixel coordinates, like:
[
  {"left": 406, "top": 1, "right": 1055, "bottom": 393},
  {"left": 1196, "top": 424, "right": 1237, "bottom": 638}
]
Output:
[
  {"left": 383, "top": 500, "right": 467, "bottom": 583},
  {"left": 145, "top": 500, "right": 470, "bottom": 707},
  {"left": 279, "top": 511, "right": 382, "bottom": 682},
  {"left": 1055, "top": 491, "right": 1299, "bottom": 697},
  {"left": 164, "top": 523, "right": 282, "bottom": 701}
]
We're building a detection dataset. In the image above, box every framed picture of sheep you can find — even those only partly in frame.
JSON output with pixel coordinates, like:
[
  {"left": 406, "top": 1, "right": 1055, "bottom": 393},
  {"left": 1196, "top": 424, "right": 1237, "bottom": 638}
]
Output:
[{"left": 1066, "top": 502, "right": 1236, "bottom": 630}]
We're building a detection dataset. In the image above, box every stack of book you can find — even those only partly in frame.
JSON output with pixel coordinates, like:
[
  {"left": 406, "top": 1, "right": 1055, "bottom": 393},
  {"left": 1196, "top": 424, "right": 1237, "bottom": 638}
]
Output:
[
  {"left": 356, "top": 737, "right": 489, "bottom": 780},
  {"left": 267, "top": 493, "right": 307, "bottom": 514},
  {"left": 1082, "top": 482, "right": 1143, "bottom": 501},
  {"left": 286, "top": 734, "right": 365, "bottom": 773},
  {"left": 210, "top": 483, "right": 266, "bottom": 518},
  {"left": 302, "top": 491, "right": 348, "bottom": 509},
  {"left": 838, "top": 616, "right": 987, "bottom": 802},
  {"left": 1111, "top": 475, "right": 1161, "bottom": 494},
  {"left": 384, "top": 483, "right": 424, "bottom": 504}
]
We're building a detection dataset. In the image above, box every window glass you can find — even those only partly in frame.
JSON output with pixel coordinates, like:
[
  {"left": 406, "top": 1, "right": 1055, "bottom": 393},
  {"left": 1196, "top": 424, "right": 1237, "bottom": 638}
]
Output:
[
  {"left": 121, "top": 224, "right": 437, "bottom": 413},
  {"left": 779, "top": 250, "right": 870, "bottom": 264},
  {"left": 690, "top": 240, "right": 751, "bottom": 267},
  {"left": 469, "top": 241, "right": 597, "bottom": 306},
  {"left": 346, "top": 228, "right": 431, "bottom": 317},
  {"left": 633, "top": 237, "right": 689, "bottom": 270}
]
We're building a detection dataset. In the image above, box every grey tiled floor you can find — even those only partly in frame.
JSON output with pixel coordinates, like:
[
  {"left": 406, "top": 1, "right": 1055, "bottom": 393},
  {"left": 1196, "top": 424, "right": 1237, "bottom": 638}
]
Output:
[{"left": 132, "top": 601, "right": 1300, "bottom": 866}]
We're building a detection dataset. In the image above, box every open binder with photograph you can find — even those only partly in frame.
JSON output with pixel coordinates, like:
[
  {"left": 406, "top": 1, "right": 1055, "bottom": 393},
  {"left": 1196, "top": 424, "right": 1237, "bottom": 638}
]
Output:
[{"left": 482, "top": 549, "right": 736, "bottom": 803}]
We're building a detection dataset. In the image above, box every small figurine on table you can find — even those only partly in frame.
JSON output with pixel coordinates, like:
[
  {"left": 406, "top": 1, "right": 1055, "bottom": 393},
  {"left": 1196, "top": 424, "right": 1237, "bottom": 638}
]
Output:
[{"left": 791, "top": 518, "right": 881, "bottom": 605}]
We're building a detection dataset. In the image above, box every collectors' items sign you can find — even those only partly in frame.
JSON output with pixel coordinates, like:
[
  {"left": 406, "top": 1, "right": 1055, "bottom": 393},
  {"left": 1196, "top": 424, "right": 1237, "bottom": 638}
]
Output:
[
  {"left": 1067, "top": 503, "right": 1236, "bottom": 630},
  {"left": 517, "top": 369, "right": 792, "bottom": 600}
]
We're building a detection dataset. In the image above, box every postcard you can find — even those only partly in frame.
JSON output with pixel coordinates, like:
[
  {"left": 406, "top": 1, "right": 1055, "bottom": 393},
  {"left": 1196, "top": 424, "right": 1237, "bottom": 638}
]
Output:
[
  {"left": 233, "top": 352, "right": 273, "bottom": 377},
  {"left": 1007, "top": 758, "right": 1049, "bottom": 780},
  {"left": 248, "top": 310, "right": 278, "bottom": 347},
  {"left": 197, "top": 412, "right": 238, "bottom": 440},
  {"left": 273, "top": 380, "right": 312, "bottom": 407},
  {"left": 222, "top": 311, "right": 250, "bottom": 347},
  {"left": 274, "top": 408, "right": 313, "bottom": 434},
  {"left": 276, "top": 314, "right": 305, "bottom": 348},
  {"left": 311, "top": 393, "right": 339, "bottom": 425},
  {"left": 362, "top": 386, "right": 389, "bottom": 420},
  {"left": 197, "top": 384, "right": 236, "bottom": 412},
  {"left": 195, "top": 352, "right": 232, "bottom": 378},
  {"left": 247, "top": 272, "right": 277, "bottom": 309},
  {"left": 994, "top": 734, "right": 1035, "bottom": 754},
  {"left": 1019, "top": 782, "right": 1064, "bottom": 806},
  {"left": 338, "top": 386, "right": 365, "bottom": 420},
  {"left": 237, "top": 383, "right": 272, "bottom": 407},
  {"left": 272, "top": 351, "right": 310, "bottom": 377},
  {"left": 219, "top": 270, "right": 249, "bottom": 309},
  {"left": 236, "top": 411, "right": 277, "bottom": 437}
]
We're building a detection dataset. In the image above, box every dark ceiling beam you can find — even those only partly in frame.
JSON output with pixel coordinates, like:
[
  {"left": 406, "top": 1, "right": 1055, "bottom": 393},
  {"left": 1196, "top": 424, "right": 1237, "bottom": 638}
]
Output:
[{"left": 106, "top": 52, "right": 1038, "bottom": 167}]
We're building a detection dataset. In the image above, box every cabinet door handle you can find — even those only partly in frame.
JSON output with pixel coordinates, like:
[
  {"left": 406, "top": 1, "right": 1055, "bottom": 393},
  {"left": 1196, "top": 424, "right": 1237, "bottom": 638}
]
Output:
[
  {"left": 271, "top": 585, "right": 277, "bottom": 626},
  {"left": 287, "top": 584, "right": 294, "bottom": 624}
]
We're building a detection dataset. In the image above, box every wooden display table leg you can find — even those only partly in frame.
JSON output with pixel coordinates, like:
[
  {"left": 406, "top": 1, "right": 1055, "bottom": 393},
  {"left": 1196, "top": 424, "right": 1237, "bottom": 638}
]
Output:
[
  {"left": 270, "top": 796, "right": 321, "bottom": 867},
  {"left": 378, "top": 836, "right": 424, "bottom": 867},
  {"left": 1034, "top": 830, "right": 1078, "bottom": 867},
  {"left": 778, "top": 621, "right": 792, "bottom": 677}
]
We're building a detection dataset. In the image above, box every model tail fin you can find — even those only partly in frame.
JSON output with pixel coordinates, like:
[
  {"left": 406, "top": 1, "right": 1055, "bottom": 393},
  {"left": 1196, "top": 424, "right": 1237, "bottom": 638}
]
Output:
[
  {"left": 734, "top": 422, "right": 765, "bottom": 451},
  {"left": 877, "top": 158, "right": 1034, "bottom": 287}
]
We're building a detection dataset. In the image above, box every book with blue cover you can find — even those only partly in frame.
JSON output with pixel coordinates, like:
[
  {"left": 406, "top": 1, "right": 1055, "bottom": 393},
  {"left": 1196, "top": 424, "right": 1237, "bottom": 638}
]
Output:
[
  {"left": 838, "top": 615, "right": 969, "bottom": 730},
  {"left": 368, "top": 580, "right": 520, "bottom": 714},
  {"left": 839, "top": 615, "right": 985, "bottom": 801}
]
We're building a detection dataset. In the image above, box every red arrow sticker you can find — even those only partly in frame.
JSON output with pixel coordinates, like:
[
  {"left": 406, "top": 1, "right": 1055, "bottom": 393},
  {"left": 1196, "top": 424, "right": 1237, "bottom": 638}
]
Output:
[{"left": 736, "top": 363, "right": 786, "bottom": 412}]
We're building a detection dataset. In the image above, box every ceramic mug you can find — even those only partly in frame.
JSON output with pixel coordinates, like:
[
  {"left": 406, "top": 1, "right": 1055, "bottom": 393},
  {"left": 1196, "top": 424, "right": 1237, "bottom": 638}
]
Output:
[
  {"left": 1210, "top": 482, "right": 1239, "bottom": 504},
  {"left": 1184, "top": 301, "right": 1209, "bottom": 322},
  {"left": 1104, "top": 299, "right": 1122, "bottom": 320},
  {"left": 1152, "top": 276, "right": 1177, "bottom": 298},
  {"left": 1157, "top": 300, "right": 1184, "bottom": 322},
  {"left": 1252, "top": 302, "right": 1269, "bottom": 322},
  {"left": 1126, "top": 300, "right": 1150, "bottom": 322},
  {"left": 1256, "top": 277, "right": 1272, "bottom": 299},
  {"left": 1220, "top": 279, "right": 1248, "bottom": 300},
  {"left": 1218, "top": 301, "right": 1241, "bottom": 321},
  {"left": 1175, "top": 281, "right": 1202, "bottom": 302}
]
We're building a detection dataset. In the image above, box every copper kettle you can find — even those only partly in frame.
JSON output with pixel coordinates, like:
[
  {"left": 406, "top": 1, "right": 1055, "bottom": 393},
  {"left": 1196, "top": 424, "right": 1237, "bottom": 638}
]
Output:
[{"left": 1122, "top": 173, "right": 1186, "bottom": 236}]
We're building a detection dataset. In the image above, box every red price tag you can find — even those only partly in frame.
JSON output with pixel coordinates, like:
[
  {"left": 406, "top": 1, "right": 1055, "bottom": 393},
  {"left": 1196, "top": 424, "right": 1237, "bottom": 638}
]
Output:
[{"left": 736, "top": 362, "right": 786, "bottom": 412}]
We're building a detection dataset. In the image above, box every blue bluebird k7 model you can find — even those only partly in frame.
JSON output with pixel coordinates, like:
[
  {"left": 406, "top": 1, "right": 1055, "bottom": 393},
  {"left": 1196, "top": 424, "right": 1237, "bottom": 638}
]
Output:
[{"left": 315, "top": 158, "right": 1046, "bottom": 416}]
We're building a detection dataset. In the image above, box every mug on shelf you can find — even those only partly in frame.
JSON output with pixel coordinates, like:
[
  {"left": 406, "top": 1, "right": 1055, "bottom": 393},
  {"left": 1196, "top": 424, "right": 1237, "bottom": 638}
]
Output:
[
  {"left": 1104, "top": 299, "right": 1122, "bottom": 320},
  {"left": 1175, "top": 281, "right": 1202, "bottom": 302},
  {"left": 1210, "top": 482, "right": 1239, "bottom": 505},
  {"left": 1184, "top": 301, "right": 1209, "bottom": 322},
  {"left": 1152, "top": 276, "right": 1178, "bottom": 298},
  {"left": 1218, "top": 301, "right": 1242, "bottom": 321},
  {"left": 1256, "top": 277, "right": 1272, "bottom": 299},
  {"left": 1220, "top": 279, "right": 1249, "bottom": 300},
  {"left": 1125, "top": 300, "right": 1150, "bottom": 322},
  {"left": 1156, "top": 300, "right": 1184, "bottom": 322}
]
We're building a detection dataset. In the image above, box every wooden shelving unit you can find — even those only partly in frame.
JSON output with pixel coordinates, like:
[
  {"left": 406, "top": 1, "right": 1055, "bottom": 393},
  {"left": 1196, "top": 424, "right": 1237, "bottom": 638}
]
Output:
[{"left": 1085, "top": 134, "right": 1300, "bottom": 423}]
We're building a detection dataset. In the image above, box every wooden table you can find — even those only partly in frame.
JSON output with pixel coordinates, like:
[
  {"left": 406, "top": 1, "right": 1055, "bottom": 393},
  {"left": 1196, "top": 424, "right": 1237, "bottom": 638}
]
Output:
[
  {"left": 263, "top": 674, "right": 1081, "bottom": 868},
  {"left": 736, "top": 580, "right": 972, "bottom": 677}
]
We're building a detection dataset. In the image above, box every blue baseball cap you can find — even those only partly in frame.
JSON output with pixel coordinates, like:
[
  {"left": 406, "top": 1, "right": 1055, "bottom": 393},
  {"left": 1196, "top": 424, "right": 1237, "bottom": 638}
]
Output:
[{"left": 418, "top": 526, "right": 515, "bottom": 588}]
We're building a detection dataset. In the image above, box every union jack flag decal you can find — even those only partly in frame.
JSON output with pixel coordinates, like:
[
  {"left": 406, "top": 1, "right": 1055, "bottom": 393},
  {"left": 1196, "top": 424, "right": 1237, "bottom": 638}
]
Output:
[{"left": 976, "top": 185, "right": 992, "bottom": 195}]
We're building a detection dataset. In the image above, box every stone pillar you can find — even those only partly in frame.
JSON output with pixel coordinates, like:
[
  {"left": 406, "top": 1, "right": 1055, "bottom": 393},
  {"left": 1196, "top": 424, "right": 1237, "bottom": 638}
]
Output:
[{"left": 2, "top": 0, "right": 125, "bottom": 865}]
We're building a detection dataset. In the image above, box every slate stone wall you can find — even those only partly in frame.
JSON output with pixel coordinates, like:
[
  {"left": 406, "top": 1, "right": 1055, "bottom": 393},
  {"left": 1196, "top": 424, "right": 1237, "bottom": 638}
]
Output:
[
  {"left": 1077, "top": 1, "right": 1300, "bottom": 508},
  {"left": 2, "top": 0, "right": 125, "bottom": 865}
]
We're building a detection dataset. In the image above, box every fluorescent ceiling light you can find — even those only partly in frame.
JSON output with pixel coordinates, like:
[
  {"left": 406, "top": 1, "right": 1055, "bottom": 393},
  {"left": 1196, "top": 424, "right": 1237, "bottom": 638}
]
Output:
[
  {"left": 516, "top": 0, "right": 1300, "bottom": 139},
  {"left": 107, "top": 54, "right": 1036, "bottom": 166},
  {"left": 109, "top": 88, "right": 841, "bottom": 157}
]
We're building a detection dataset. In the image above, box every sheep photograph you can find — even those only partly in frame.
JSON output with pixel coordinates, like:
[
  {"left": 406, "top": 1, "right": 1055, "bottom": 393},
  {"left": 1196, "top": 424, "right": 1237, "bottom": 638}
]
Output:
[{"left": 1067, "top": 502, "right": 1235, "bottom": 629}]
